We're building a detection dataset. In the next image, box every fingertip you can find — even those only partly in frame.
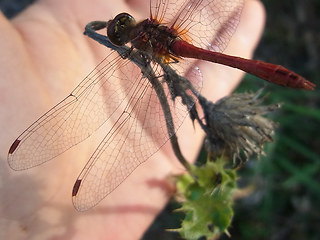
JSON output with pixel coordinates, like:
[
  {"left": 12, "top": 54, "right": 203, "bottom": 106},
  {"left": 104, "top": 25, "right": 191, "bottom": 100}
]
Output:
[
  {"left": 233, "top": 0, "right": 266, "bottom": 57},
  {"left": 195, "top": 1, "right": 267, "bottom": 100}
]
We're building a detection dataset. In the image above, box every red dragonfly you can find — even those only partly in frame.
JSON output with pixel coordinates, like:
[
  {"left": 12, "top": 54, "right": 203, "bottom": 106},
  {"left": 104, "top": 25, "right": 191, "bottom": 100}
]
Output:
[{"left": 8, "top": 0, "right": 315, "bottom": 211}]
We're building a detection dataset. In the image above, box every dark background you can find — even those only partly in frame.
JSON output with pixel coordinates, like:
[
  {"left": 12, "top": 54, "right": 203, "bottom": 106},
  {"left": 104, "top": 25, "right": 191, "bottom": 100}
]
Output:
[{"left": 1, "top": 0, "right": 319, "bottom": 239}]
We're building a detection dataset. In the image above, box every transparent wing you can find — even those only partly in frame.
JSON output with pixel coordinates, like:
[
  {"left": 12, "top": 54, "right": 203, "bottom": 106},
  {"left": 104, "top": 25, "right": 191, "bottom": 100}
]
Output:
[
  {"left": 151, "top": 0, "right": 243, "bottom": 52},
  {"left": 8, "top": 51, "right": 138, "bottom": 170},
  {"left": 72, "top": 60, "right": 202, "bottom": 211}
]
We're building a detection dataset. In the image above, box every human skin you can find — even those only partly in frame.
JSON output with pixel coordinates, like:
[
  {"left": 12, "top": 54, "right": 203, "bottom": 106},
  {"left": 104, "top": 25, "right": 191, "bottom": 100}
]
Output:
[{"left": 0, "top": 0, "right": 265, "bottom": 239}]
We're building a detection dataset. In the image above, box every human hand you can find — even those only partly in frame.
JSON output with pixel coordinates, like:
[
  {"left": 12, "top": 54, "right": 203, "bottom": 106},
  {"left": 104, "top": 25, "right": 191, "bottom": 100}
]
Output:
[{"left": 0, "top": 0, "right": 265, "bottom": 239}]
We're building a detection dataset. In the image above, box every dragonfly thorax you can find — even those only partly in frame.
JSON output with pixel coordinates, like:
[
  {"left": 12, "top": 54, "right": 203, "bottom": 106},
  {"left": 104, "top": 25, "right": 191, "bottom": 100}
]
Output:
[
  {"left": 107, "top": 13, "right": 180, "bottom": 63},
  {"left": 130, "top": 18, "right": 180, "bottom": 63}
]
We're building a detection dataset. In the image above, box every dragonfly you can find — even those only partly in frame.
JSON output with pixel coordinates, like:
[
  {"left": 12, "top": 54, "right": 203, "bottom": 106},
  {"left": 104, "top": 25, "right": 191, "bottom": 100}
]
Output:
[{"left": 8, "top": 0, "right": 315, "bottom": 211}]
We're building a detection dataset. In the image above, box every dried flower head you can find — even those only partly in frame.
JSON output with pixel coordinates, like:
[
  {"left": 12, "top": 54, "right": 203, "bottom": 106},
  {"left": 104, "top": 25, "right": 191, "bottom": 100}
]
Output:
[{"left": 198, "top": 90, "right": 280, "bottom": 163}]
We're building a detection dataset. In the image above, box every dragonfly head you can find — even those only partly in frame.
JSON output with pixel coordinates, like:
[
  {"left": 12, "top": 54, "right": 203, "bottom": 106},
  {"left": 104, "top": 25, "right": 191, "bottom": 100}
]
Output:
[{"left": 107, "top": 13, "right": 136, "bottom": 46}]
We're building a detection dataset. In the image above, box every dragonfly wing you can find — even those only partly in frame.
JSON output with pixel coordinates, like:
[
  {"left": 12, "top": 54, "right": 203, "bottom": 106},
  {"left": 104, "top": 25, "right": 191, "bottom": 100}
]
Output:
[
  {"left": 72, "top": 111, "right": 147, "bottom": 211},
  {"left": 151, "top": 0, "right": 243, "bottom": 52},
  {"left": 71, "top": 61, "right": 195, "bottom": 211},
  {"left": 8, "top": 51, "right": 139, "bottom": 170}
]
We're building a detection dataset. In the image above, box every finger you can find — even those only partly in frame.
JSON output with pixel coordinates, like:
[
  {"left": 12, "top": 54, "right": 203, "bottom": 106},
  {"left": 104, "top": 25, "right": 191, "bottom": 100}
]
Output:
[
  {"left": 126, "top": 0, "right": 150, "bottom": 17},
  {"left": 198, "top": 0, "right": 266, "bottom": 100}
]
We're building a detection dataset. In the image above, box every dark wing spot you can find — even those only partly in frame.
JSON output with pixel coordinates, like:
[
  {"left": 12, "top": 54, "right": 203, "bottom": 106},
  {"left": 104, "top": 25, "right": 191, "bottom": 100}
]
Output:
[
  {"left": 72, "top": 179, "right": 82, "bottom": 196},
  {"left": 8, "top": 139, "right": 21, "bottom": 154}
]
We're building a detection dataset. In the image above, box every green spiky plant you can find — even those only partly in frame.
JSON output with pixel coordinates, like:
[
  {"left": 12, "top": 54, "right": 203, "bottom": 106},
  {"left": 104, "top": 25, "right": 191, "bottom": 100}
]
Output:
[{"left": 171, "top": 91, "right": 280, "bottom": 240}]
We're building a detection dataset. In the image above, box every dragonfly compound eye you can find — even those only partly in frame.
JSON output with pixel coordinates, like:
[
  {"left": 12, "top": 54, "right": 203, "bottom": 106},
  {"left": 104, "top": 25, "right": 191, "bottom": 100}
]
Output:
[{"left": 107, "top": 12, "right": 136, "bottom": 46}]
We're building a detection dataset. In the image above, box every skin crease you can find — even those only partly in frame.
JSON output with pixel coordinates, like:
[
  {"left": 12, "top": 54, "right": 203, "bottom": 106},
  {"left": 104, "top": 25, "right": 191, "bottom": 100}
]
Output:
[{"left": 0, "top": 0, "right": 265, "bottom": 239}]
